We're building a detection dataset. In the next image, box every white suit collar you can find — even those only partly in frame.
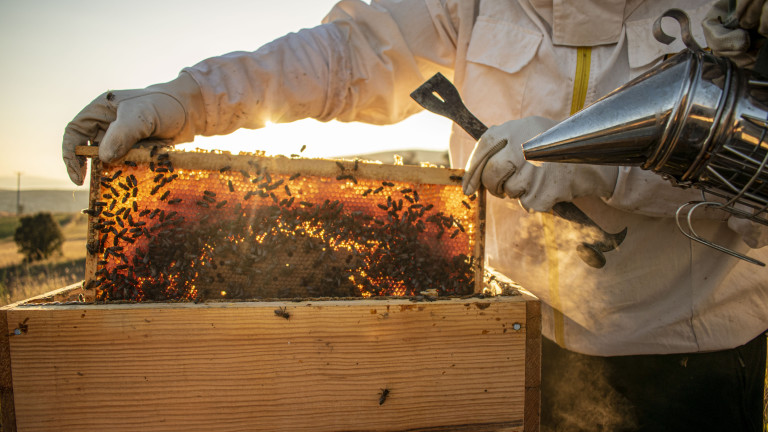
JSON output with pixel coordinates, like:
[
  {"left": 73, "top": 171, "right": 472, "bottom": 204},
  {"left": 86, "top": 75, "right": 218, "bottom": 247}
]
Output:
[{"left": 528, "top": 0, "right": 645, "bottom": 46}]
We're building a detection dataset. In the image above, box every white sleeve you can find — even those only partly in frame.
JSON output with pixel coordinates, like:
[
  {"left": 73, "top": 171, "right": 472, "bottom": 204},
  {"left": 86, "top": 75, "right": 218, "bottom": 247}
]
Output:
[
  {"left": 604, "top": 166, "right": 720, "bottom": 218},
  {"left": 182, "top": 0, "right": 461, "bottom": 138}
]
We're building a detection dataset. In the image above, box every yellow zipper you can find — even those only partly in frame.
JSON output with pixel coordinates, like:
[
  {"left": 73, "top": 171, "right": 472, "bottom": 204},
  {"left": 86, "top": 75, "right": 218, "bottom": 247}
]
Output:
[
  {"left": 571, "top": 47, "right": 592, "bottom": 114},
  {"left": 547, "top": 46, "right": 592, "bottom": 347}
]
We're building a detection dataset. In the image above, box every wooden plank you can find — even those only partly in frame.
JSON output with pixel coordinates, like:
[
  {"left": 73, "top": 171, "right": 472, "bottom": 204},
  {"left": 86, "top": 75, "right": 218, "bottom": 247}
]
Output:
[
  {"left": 0, "top": 307, "right": 17, "bottom": 432},
  {"left": 524, "top": 295, "right": 542, "bottom": 432},
  {"left": 4, "top": 296, "right": 532, "bottom": 432},
  {"left": 74, "top": 146, "right": 465, "bottom": 186}
]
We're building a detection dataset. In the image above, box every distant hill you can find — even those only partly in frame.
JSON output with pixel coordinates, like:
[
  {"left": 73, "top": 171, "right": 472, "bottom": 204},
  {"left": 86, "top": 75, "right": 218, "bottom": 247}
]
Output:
[{"left": 0, "top": 190, "right": 89, "bottom": 214}]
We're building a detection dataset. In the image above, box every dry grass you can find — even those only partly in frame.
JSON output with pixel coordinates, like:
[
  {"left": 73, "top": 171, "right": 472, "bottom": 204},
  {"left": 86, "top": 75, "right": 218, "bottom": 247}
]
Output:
[{"left": 0, "top": 213, "right": 87, "bottom": 306}]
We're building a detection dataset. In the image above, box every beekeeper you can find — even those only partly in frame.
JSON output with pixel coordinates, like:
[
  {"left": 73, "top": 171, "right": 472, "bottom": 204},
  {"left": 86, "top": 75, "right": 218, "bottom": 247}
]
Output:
[{"left": 62, "top": 0, "right": 767, "bottom": 430}]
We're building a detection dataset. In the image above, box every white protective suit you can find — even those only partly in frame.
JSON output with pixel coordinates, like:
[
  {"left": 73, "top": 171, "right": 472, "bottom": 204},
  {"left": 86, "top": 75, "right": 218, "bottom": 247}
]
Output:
[{"left": 180, "top": 0, "right": 768, "bottom": 356}]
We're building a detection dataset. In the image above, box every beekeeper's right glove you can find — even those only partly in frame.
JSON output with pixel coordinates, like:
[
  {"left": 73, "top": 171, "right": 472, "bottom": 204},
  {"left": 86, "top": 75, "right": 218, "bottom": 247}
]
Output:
[{"left": 62, "top": 72, "right": 206, "bottom": 185}]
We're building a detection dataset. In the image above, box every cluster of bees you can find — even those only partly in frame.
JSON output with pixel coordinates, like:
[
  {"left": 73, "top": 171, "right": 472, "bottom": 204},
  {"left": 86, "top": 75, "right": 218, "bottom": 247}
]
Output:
[{"left": 84, "top": 149, "right": 479, "bottom": 302}]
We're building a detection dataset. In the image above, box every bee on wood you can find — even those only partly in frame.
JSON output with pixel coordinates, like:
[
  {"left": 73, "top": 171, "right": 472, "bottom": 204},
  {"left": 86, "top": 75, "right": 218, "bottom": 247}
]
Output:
[
  {"left": 335, "top": 161, "right": 346, "bottom": 171},
  {"left": 274, "top": 306, "right": 290, "bottom": 320},
  {"left": 124, "top": 161, "right": 137, "bottom": 169},
  {"left": 449, "top": 174, "right": 463, "bottom": 181},
  {"left": 378, "top": 388, "right": 390, "bottom": 405},
  {"left": 219, "top": 166, "right": 231, "bottom": 173}
]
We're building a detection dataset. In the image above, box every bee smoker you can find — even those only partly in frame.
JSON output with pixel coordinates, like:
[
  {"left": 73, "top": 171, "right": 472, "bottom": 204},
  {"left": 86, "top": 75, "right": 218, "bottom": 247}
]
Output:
[{"left": 522, "top": 9, "right": 768, "bottom": 266}]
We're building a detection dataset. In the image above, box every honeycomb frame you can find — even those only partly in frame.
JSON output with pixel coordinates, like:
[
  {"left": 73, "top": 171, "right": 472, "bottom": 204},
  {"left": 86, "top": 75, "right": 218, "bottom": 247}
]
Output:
[{"left": 76, "top": 146, "right": 485, "bottom": 301}]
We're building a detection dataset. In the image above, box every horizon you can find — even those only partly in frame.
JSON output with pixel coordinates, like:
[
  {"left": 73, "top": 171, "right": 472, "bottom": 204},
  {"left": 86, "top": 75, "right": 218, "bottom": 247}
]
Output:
[{"left": 0, "top": 1, "right": 452, "bottom": 190}]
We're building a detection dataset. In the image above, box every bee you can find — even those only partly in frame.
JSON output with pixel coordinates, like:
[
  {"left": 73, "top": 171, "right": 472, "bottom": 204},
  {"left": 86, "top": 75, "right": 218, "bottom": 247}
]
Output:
[
  {"left": 378, "top": 388, "right": 390, "bottom": 405},
  {"left": 150, "top": 145, "right": 159, "bottom": 157},
  {"left": 335, "top": 161, "right": 346, "bottom": 171},
  {"left": 382, "top": 181, "right": 394, "bottom": 187},
  {"left": 284, "top": 185, "right": 291, "bottom": 196},
  {"left": 160, "top": 191, "right": 170, "bottom": 201},
  {"left": 124, "top": 160, "right": 137, "bottom": 167},
  {"left": 228, "top": 180, "right": 235, "bottom": 192},
  {"left": 289, "top": 173, "right": 301, "bottom": 181},
  {"left": 362, "top": 188, "right": 373, "bottom": 197},
  {"left": 168, "top": 198, "right": 182, "bottom": 205},
  {"left": 274, "top": 306, "right": 290, "bottom": 319},
  {"left": 300, "top": 144, "right": 307, "bottom": 152},
  {"left": 240, "top": 169, "right": 250, "bottom": 178},
  {"left": 461, "top": 200, "right": 471, "bottom": 209},
  {"left": 449, "top": 174, "right": 463, "bottom": 181},
  {"left": 215, "top": 200, "right": 227, "bottom": 209},
  {"left": 219, "top": 166, "right": 231, "bottom": 173}
]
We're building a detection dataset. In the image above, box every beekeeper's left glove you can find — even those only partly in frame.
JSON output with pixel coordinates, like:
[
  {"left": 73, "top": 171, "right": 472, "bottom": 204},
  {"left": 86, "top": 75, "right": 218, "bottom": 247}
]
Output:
[
  {"left": 462, "top": 117, "right": 619, "bottom": 212},
  {"left": 62, "top": 72, "right": 205, "bottom": 185}
]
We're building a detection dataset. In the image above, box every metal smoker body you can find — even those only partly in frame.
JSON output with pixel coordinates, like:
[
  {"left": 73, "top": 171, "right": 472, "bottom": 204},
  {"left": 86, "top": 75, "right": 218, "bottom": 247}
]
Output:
[{"left": 522, "top": 10, "right": 768, "bottom": 265}]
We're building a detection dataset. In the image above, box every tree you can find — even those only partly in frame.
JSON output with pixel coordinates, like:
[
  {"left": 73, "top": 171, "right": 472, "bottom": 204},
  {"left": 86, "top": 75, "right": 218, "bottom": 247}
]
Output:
[{"left": 14, "top": 213, "right": 64, "bottom": 263}]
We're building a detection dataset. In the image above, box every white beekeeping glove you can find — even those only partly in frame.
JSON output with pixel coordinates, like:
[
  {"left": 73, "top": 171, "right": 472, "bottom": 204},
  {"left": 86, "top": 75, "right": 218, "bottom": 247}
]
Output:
[
  {"left": 463, "top": 117, "right": 618, "bottom": 212},
  {"left": 702, "top": 0, "right": 768, "bottom": 66},
  {"left": 62, "top": 72, "right": 205, "bottom": 185},
  {"left": 728, "top": 216, "right": 768, "bottom": 248}
]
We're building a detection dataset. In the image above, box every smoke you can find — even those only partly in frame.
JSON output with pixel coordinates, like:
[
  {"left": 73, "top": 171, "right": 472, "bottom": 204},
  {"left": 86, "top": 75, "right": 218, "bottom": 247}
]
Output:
[{"left": 541, "top": 340, "right": 638, "bottom": 432}]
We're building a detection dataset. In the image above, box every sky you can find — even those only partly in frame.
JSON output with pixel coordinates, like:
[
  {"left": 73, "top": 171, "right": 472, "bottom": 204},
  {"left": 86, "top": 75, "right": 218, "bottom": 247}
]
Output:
[{"left": 0, "top": 0, "right": 451, "bottom": 190}]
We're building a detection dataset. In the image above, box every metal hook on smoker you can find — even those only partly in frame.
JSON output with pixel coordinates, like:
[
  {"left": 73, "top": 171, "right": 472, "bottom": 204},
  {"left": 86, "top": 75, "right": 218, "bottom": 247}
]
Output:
[
  {"left": 675, "top": 201, "right": 766, "bottom": 266},
  {"left": 653, "top": 9, "right": 703, "bottom": 52}
]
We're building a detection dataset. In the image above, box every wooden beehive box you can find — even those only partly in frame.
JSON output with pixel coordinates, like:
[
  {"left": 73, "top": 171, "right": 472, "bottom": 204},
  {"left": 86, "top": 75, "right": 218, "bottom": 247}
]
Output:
[
  {"left": 0, "top": 282, "right": 540, "bottom": 432},
  {"left": 0, "top": 148, "right": 541, "bottom": 431}
]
